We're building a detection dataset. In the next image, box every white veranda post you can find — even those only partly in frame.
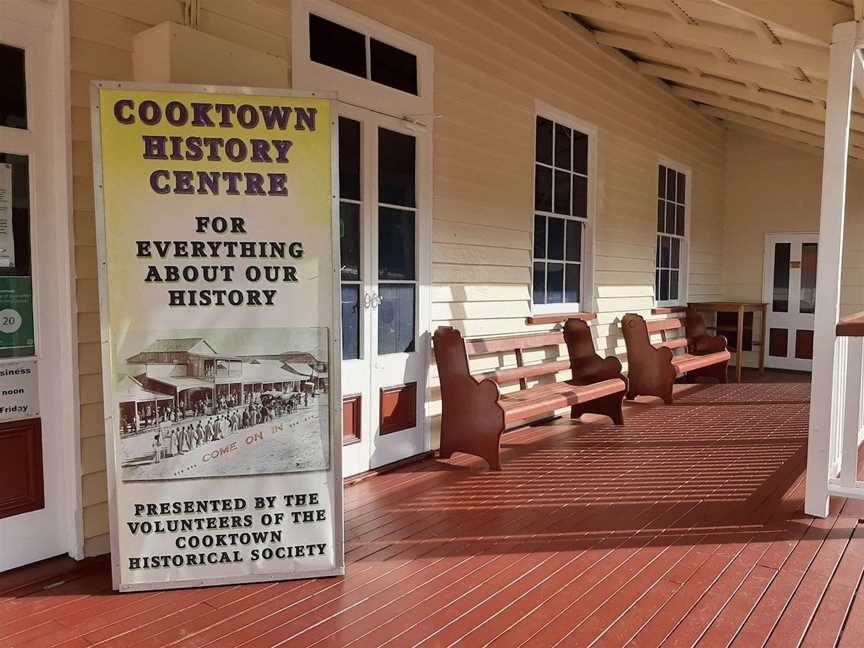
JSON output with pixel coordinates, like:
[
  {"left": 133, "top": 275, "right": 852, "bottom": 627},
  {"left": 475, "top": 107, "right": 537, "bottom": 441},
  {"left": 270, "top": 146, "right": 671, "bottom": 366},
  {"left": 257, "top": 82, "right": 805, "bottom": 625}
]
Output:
[{"left": 805, "top": 22, "right": 864, "bottom": 517}]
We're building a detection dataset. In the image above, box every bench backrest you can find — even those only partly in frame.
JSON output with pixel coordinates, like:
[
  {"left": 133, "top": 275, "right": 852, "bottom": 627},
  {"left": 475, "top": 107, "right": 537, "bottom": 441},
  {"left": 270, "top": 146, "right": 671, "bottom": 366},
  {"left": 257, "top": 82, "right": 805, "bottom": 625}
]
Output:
[{"left": 623, "top": 310, "right": 711, "bottom": 355}]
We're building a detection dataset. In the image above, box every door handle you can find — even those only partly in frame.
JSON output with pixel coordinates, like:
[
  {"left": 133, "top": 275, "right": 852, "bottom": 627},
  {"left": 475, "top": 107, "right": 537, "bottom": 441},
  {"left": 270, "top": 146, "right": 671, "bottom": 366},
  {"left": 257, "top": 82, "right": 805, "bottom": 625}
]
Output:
[{"left": 364, "top": 292, "right": 384, "bottom": 309}]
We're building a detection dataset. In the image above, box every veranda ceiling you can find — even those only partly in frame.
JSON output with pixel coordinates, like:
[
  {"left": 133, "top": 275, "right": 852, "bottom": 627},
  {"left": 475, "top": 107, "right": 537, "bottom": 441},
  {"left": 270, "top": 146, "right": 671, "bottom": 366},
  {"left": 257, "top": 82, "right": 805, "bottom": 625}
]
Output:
[{"left": 544, "top": 0, "right": 864, "bottom": 158}]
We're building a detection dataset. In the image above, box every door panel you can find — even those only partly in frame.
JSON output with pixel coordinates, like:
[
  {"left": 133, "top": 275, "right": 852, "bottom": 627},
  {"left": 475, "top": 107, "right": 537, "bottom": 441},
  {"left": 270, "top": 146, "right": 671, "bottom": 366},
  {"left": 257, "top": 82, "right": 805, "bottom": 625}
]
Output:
[
  {"left": 338, "top": 107, "right": 427, "bottom": 476},
  {"left": 763, "top": 234, "right": 817, "bottom": 371}
]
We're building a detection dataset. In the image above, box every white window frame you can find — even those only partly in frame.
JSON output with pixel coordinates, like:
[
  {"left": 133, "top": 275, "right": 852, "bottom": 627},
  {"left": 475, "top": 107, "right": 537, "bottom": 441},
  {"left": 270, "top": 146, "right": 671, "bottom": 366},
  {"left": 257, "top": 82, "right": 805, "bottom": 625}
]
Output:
[
  {"left": 531, "top": 101, "right": 596, "bottom": 315},
  {"left": 654, "top": 157, "right": 691, "bottom": 308},
  {"left": 291, "top": 0, "right": 434, "bottom": 120}
]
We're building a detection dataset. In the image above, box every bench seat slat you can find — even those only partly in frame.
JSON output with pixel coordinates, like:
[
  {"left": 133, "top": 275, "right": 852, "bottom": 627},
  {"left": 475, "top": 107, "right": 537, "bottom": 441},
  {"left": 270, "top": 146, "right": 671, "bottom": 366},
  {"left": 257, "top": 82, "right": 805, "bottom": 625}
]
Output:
[
  {"left": 645, "top": 318, "right": 685, "bottom": 334},
  {"left": 655, "top": 338, "right": 688, "bottom": 350},
  {"left": 671, "top": 351, "right": 731, "bottom": 376},
  {"left": 477, "top": 360, "right": 571, "bottom": 385},
  {"left": 500, "top": 379, "right": 626, "bottom": 423},
  {"left": 464, "top": 332, "right": 564, "bottom": 356}
]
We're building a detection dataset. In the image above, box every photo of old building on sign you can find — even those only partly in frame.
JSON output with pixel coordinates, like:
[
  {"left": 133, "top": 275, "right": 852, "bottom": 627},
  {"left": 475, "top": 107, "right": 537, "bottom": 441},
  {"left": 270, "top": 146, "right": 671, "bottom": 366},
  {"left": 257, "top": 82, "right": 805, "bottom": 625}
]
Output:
[{"left": 115, "top": 328, "right": 330, "bottom": 481}]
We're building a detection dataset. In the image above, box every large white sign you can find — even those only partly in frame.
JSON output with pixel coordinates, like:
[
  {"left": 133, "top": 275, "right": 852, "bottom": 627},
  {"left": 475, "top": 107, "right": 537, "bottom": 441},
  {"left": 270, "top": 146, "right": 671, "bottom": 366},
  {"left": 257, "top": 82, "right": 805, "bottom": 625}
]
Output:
[{"left": 91, "top": 82, "right": 343, "bottom": 591}]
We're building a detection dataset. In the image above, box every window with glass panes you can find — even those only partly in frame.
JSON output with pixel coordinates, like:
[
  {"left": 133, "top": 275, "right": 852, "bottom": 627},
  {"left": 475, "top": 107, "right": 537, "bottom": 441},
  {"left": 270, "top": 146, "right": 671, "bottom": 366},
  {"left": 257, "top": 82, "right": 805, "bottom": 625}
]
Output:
[
  {"left": 532, "top": 115, "right": 588, "bottom": 310},
  {"left": 655, "top": 165, "right": 687, "bottom": 305}
]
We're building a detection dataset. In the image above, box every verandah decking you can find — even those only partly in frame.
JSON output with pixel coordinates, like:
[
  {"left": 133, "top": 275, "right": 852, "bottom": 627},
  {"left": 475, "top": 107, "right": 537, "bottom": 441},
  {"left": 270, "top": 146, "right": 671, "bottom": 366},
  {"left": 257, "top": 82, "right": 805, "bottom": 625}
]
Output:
[{"left": 2, "top": 376, "right": 862, "bottom": 648}]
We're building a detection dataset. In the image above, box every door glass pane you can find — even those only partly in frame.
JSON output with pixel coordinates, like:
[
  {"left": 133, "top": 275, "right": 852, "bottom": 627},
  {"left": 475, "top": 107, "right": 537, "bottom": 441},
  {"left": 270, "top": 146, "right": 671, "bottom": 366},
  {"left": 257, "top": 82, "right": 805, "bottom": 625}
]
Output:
[
  {"left": 341, "top": 285, "right": 360, "bottom": 361},
  {"left": 772, "top": 243, "right": 791, "bottom": 312},
  {"left": 378, "top": 284, "right": 415, "bottom": 353},
  {"left": 378, "top": 128, "right": 415, "bottom": 207},
  {"left": 309, "top": 14, "right": 367, "bottom": 79},
  {"left": 339, "top": 203, "right": 360, "bottom": 281},
  {"left": 0, "top": 154, "right": 34, "bottom": 358},
  {"left": 0, "top": 44, "right": 27, "bottom": 129},
  {"left": 800, "top": 243, "right": 817, "bottom": 314},
  {"left": 370, "top": 39, "right": 418, "bottom": 95},
  {"left": 378, "top": 207, "right": 414, "bottom": 280},
  {"left": 338, "top": 117, "right": 361, "bottom": 201}
]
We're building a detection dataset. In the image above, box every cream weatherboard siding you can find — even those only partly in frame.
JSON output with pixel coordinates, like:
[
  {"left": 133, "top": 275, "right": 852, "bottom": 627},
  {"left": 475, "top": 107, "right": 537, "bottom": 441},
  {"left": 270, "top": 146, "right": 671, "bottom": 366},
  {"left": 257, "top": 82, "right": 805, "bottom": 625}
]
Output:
[
  {"left": 69, "top": 0, "right": 726, "bottom": 556},
  {"left": 722, "top": 130, "right": 864, "bottom": 367}
]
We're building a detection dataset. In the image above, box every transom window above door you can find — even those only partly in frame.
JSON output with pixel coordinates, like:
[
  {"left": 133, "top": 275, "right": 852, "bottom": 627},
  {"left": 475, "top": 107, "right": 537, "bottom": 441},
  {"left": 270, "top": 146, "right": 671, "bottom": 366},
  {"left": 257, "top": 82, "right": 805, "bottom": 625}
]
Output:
[
  {"left": 655, "top": 163, "right": 688, "bottom": 306},
  {"left": 532, "top": 111, "right": 593, "bottom": 313},
  {"left": 293, "top": 0, "right": 434, "bottom": 120}
]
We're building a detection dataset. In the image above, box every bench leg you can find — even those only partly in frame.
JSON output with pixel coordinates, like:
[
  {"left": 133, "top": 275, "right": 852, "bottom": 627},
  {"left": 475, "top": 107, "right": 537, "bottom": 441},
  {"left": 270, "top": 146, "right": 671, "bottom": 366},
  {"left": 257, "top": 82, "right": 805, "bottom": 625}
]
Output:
[
  {"left": 571, "top": 391, "right": 625, "bottom": 425},
  {"left": 627, "top": 381, "right": 674, "bottom": 405},
  {"left": 439, "top": 417, "right": 504, "bottom": 471}
]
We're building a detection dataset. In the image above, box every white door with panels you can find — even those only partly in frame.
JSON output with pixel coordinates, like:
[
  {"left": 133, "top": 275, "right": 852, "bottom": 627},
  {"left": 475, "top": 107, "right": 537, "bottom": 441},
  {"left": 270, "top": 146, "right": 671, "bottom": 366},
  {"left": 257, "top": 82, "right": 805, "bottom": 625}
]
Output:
[
  {"left": 337, "top": 105, "right": 429, "bottom": 477},
  {"left": 763, "top": 233, "right": 818, "bottom": 371}
]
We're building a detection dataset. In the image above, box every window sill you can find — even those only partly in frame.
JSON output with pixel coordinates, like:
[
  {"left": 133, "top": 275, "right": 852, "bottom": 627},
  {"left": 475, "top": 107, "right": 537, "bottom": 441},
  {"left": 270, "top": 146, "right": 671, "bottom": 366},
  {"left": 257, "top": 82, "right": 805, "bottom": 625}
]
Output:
[{"left": 526, "top": 312, "right": 597, "bottom": 326}]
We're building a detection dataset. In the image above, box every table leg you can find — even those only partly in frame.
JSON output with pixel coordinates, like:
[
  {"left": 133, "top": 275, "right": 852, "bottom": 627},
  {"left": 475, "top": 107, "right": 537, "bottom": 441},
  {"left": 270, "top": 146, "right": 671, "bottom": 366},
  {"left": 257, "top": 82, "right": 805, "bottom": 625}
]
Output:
[
  {"left": 736, "top": 305, "right": 745, "bottom": 383},
  {"left": 758, "top": 304, "right": 767, "bottom": 374}
]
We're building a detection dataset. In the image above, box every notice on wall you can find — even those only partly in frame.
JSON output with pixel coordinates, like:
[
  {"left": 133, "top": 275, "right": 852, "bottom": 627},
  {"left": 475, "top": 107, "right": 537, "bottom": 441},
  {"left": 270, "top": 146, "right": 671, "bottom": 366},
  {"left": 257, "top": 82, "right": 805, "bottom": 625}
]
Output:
[
  {"left": 0, "top": 163, "right": 14, "bottom": 268},
  {"left": 0, "top": 358, "right": 38, "bottom": 422},
  {"left": 91, "top": 82, "right": 342, "bottom": 592}
]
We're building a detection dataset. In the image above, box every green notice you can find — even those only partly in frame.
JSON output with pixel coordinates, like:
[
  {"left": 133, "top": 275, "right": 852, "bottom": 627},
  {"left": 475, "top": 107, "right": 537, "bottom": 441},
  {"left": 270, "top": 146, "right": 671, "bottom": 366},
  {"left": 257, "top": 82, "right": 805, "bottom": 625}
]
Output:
[{"left": 0, "top": 276, "right": 34, "bottom": 357}]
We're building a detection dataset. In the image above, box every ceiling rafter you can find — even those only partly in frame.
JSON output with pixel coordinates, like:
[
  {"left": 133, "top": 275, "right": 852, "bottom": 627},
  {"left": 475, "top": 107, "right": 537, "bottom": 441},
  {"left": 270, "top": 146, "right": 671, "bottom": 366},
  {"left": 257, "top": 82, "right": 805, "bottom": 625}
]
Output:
[
  {"left": 550, "top": 0, "right": 864, "bottom": 151},
  {"left": 596, "top": 32, "right": 864, "bottom": 111},
  {"left": 713, "top": 0, "right": 852, "bottom": 44},
  {"left": 543, "top": 0, "right": 829, "bottom": 74}
]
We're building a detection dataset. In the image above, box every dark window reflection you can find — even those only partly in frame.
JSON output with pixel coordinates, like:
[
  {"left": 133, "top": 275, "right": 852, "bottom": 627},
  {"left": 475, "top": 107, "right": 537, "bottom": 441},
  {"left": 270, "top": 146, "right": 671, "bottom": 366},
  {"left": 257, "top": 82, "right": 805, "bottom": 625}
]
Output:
[
  {"left": 378, "top": 284, "right": 415, "bottom": 353},
  {"left": 773, "top": 242, "right": 791, "bottom": 312},
  {"left": 0, "top": 45, "right": 26, "bottom": 129},
  {"left": 340, "top": 203, "right": 360, "bottom": 281},
  {"left": 309, "top": 14, "right": 367, "bottom": 79},
  {"left": 341, "top": 285, "right": 360, "bottom": 360},
  {"left": 378, "top": 128, "right": 415, "bottom": 207},
  {"left": 378, "top": 207, "right": 414, "bottom": 281},
  {"left": 338, "top": 117, "right": 361, "bottom": 201},
  {"left": 370, "top": 39, "right": 418, "bottom": 95}
]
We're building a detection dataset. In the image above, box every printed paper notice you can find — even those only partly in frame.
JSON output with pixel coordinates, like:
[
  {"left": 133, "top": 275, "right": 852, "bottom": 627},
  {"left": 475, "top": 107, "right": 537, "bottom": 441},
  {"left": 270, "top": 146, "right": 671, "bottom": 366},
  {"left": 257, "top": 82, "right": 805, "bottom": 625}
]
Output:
[{"left": 0, "top": 164, "right": 14, "bottom": 268}]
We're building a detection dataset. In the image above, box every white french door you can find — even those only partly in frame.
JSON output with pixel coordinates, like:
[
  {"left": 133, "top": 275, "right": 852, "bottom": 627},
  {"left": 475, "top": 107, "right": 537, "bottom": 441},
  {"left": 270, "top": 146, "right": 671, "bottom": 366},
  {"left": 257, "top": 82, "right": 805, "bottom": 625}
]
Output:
[
  {"left": 337, "top": 105, "right": 429, "bottom": 477},
  {"left": 0, "top": 1, "right": 77, "bottom": 571},
  {"left": 763, "top": 233, "right": 818, "bottom": 371}
]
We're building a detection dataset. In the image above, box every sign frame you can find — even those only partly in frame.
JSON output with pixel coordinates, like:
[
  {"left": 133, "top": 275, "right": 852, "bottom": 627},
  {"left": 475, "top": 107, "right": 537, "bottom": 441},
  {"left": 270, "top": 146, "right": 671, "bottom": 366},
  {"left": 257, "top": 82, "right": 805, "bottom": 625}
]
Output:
[{"left": 90, "top": 80, "right": 344, "bottom": 591}]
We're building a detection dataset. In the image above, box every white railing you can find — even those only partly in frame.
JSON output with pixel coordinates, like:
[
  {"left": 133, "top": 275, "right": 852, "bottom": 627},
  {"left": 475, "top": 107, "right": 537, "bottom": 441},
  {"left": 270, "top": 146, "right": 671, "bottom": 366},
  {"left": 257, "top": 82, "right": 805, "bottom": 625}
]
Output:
[{"left": 826, "top": 314, "right": 864, "bottom": 499}]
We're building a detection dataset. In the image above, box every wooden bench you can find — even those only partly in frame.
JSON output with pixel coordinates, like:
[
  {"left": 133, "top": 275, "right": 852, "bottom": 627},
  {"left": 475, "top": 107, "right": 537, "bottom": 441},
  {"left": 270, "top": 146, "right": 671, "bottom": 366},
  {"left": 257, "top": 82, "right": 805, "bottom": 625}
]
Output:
[
  {"left": 433, "top": 318, "right": 627, "bottom": 470},
  {"left": 620, "top": 311, "right": 730, "bottom": 404}
]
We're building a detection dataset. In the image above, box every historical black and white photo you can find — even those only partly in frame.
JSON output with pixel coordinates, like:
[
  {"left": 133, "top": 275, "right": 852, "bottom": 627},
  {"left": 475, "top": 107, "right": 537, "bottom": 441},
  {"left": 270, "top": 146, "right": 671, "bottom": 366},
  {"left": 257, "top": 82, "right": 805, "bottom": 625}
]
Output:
[{"left": 116, "top": 327, "right": 330, "bottom": 481}]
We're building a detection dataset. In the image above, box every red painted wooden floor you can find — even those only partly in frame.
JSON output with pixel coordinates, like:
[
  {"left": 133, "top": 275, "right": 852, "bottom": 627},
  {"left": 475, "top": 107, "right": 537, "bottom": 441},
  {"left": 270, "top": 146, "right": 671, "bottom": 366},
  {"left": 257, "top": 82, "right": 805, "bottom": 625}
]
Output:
[{"left": 3, "top": 379, "right": 862, "bottom": 647}]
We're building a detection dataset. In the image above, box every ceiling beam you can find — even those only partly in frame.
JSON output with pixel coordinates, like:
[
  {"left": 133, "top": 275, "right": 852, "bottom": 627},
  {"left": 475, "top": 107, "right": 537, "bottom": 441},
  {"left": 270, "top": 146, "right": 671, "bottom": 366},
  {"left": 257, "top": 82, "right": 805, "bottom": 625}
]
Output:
[
  {"left": 543, "top": 0, "right": 829, "bottom": 73},
  {"left": 713, "top": 0, "right": 852, "bottom": 44},
  {"left": 701, "top": 106, "right": 864, "bottom": 159},
  {"left": 674, "top": 87, "right": 864, "bottom": 147},
  {"left": 598, "top": 32, "right": 828, "bottom": 90},
  {"left": 640, "top": 63, "right": 858, "bottom": 124}
]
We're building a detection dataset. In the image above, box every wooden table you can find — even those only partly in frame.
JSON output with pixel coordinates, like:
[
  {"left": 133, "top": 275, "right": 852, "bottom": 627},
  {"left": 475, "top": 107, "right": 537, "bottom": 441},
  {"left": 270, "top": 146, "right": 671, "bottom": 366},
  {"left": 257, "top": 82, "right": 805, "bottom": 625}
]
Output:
[{"left": 687, "top": 302, "right": 768, "bottom": 383}]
